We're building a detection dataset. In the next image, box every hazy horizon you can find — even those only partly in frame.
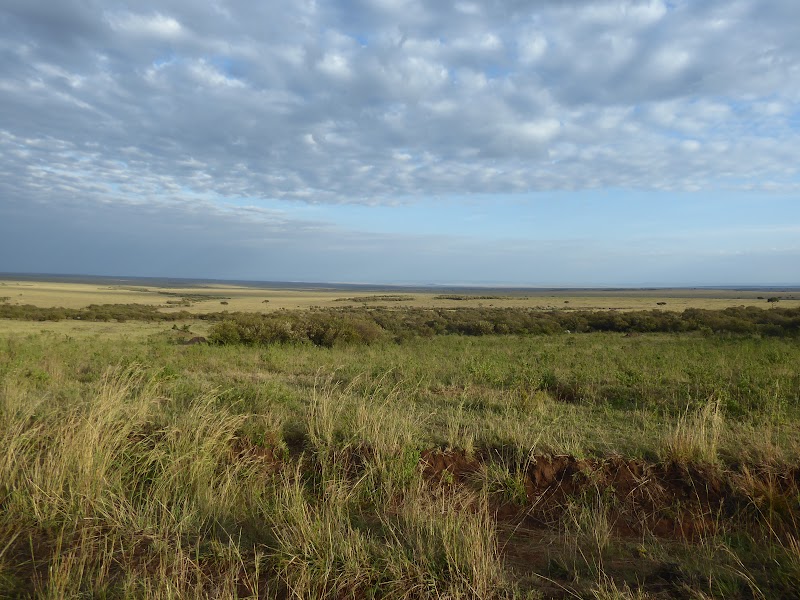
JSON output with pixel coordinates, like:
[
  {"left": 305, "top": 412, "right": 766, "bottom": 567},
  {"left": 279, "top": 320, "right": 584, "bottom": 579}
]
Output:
[
  {"left": 2, "top": 271, "right": 798, "bottom": 291},
  {"left": 2, "top": 1, "right": 799, "bottom": 285}
]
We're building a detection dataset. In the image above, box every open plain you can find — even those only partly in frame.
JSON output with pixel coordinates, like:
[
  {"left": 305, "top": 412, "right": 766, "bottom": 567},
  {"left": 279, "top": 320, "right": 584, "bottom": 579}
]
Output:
[
  {"left": 2, "top": 276, "right": 799, "bottom": 312},
  {"left": 2, "top": 276, "right": 800, "bottom": 598},
  {"left": 5, "top": 0, "right": 799, "bottom": 597}
]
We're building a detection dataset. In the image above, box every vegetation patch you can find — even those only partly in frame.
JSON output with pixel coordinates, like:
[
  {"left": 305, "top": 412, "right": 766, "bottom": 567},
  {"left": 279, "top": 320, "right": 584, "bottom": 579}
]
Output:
[
  {"left": 208, "top": 311, "right": 386, "bottom": 347},
  {"left": 434, "top": 294, "right": 506, "bottom": 300},
  {"left": 333, "top": 294, "right": 415, "bottom": 302},
  {"left": 0, "top": 303, "right": 201, "bottom": 322},
  {"left": 206, "top": 305, "right": 800, "bottom": 347},
  {"left": 157, "top": 291, "right": 231, "bottom": 302}
]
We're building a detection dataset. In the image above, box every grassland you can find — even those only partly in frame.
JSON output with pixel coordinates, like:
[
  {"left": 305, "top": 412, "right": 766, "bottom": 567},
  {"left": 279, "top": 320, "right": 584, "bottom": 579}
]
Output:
[
  {"left": 2, "top": 278, "right": 800, "bottom": 598},
  {"left": 2, "top": 277, "right": 799, "bottom": 313}
]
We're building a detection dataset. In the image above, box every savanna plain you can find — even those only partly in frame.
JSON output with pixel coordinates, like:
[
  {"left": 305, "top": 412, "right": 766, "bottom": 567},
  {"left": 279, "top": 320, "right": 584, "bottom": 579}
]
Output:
[{"left": 2, "top": 277, "right": 800, "bottom": 599}]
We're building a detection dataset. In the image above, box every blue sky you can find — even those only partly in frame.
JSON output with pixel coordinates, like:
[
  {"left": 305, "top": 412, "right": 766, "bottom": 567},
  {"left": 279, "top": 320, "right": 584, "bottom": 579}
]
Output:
[{"left": 1, "top": 0, "right": 799, "bottom": 285}]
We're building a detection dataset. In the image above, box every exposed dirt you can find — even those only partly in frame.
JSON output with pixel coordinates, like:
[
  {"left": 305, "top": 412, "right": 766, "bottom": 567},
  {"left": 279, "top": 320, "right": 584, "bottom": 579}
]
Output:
[
  {"left": 222, "top": 438, "right": 800, "bottom": 596},
  {"left": 8, "top": 433, "right": 799, "bottom": 599},
  {"left": 230, "top": 435, "right": 284, "bottom": 476},
  {"left": 419, "top": 449, "right": 800, "bottom": 540},
  {"left": 231, "top": 437, "right": 800, "bottom": 541},
  {"left": 419, "top": 448, "right": 482, "bottom": 481},
  {"left": 415, "top": 448, "right": 800, "bottom": 597}
]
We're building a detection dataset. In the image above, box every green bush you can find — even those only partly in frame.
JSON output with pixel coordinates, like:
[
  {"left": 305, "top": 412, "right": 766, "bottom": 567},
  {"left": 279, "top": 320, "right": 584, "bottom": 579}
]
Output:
[
  {"left": 3, "top": 301, "right": 799, "bottom": 341},
  {"left": 207, "top": 313, "right": 386, "bottom": 348}
]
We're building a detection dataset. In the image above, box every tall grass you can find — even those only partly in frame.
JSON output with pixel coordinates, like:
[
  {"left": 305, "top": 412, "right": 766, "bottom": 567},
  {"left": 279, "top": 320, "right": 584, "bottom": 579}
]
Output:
[
  {"left": 2, "top": 328, "right": 800, "bottom": 597},
  {"left": 0, "top": 364, "right": 267, "bottom": 596},
  {"left": 269, "top": 469, "right": 506, "bottom": 598},
  {"left": 0, "top": 361, "right": 515, "bottom": 597},
  {"left": 661, "top": 398, "right": 724, "bottom": 464}
]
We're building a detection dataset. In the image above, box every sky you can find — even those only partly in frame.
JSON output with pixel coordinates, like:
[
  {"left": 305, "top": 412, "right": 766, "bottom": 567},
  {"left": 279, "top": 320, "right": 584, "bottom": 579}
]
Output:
[{"left": 1, "top": 0, "right": 799, "bottom": 286}]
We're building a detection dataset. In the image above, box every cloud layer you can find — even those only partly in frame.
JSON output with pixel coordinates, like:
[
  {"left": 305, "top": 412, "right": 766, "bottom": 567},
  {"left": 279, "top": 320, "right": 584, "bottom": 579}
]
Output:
[{"left": 3, "top": 0, "right": 799, "bottom": 204}]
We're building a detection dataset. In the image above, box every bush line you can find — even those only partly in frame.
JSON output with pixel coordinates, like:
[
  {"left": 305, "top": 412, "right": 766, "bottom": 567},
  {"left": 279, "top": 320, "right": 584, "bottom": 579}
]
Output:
[
  {"left": 207, "top": 305, "right": 800, "bottom": 347},
  {"left": 2, "top": 302, "right": 798, "bottom": 343}
]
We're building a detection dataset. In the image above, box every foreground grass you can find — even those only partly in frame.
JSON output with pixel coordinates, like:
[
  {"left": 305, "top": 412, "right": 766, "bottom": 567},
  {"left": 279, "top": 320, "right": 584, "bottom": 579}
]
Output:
[
  {"left": 2, "top": 328, "right": 800, "bottom": 597},
  {"left": 0, "top": 362, "right": 508, "bottom": 598}
]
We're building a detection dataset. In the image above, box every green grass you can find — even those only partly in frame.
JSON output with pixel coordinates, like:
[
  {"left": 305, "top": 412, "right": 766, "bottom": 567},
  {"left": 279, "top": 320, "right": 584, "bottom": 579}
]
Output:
[{"left": 2, "top": 324, "right": 800, "bottom": 597}]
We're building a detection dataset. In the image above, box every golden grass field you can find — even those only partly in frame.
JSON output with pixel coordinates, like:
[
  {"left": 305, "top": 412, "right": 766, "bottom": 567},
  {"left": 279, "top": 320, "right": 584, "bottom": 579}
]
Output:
[{"left": 2, "top": 277, "right": 798, "bottom": 316}]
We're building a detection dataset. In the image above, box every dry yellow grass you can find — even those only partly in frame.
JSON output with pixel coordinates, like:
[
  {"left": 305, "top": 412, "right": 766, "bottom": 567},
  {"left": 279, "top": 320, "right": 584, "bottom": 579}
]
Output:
[
  {"left": 1, "top": 277, "right": 798, "bottom": 315},
  {"left": 0, "top": 320, "right": 189, "bottom": 339}
]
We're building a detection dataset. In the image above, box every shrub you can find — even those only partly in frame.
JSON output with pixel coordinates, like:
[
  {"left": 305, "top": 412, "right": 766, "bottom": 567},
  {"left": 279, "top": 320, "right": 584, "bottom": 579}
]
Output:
[
  {"left": 3, "top": 301, "right": 800, "bottom": 339},
  {"left": 207, "top": 319, "right": 242, "bottom": 345},
  {"left": 208, "top": 313, "right": 386, "bottom": 348}
]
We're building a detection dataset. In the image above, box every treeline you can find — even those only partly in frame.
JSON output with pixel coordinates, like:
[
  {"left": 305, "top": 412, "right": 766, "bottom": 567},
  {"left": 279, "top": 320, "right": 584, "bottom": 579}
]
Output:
[{"left": 208, "top": 305, "right": 800, "bottom": 347}]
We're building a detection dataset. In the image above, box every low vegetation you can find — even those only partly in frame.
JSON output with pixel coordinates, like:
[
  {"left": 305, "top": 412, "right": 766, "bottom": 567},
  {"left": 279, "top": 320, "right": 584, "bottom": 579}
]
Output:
[
  {"left": 206, "top": 305, "right": 800, "bottom": 347},
  {"left": 4, "top": 302, "right": 798, "bottom": 339},
  {"left": 2, "top": 307, "right": 800, "bottom": 597},
  {"left": 157, "top": 291, "right": 232, "bottom": 302},
  {"left": 0, "top": 303, "right": 199, "bottom": 322},
  {"left": 433, "top": 294, "right": 506, "bottom": 300},
  {"left": 333, "top": 294, "right": 415, "bottom": 302},
  {"left": 2, "top": 285, "right": 800, "bottom": 597}
]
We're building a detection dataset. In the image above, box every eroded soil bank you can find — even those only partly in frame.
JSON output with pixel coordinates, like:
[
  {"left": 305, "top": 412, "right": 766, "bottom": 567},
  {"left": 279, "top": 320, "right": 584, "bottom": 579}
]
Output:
[
  {"left": 420, "top": 449, "right": 800, "bottom": 538},
  {"left": 227, "top": 437, "right": 800, "bottom": 597}
]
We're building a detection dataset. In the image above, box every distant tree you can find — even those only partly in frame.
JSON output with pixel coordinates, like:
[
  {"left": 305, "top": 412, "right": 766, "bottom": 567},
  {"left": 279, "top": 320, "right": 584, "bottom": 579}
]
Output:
[{"left": 767, "top": 297, "right": 780, "bottom": 303}]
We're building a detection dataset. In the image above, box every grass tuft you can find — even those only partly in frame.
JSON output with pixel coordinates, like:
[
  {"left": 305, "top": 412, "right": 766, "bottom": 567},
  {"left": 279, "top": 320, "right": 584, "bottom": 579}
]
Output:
[{"left": 661, "top": 398, "right": 724, "bottom": 464}]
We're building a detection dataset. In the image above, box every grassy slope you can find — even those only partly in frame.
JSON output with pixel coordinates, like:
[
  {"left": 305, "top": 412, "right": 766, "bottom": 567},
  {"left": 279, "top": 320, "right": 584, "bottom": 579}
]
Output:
[{"left": 2, "top": 327, "right": 800, "bottom": 597}]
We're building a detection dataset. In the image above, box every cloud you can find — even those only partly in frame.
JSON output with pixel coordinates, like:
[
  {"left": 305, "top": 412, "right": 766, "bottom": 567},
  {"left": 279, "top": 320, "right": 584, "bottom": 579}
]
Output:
[
  {"left": 107, "top": 12, "right": 185, "bottom": 40},
  {"left": 1, "top": 1, "right": 799, "bottom": 283},
  {"left": 1, "top": 0, "right": 799, "bottom": 210}
]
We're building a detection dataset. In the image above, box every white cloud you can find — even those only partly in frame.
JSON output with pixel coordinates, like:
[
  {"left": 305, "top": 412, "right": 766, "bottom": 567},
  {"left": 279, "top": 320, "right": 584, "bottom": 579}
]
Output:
[
  {"left": 649, "top": 46, "right": 692, "bottom": 77},
  {"left": 576, "top": 0, "right": 667, "bottom": 26},
  {"left": 512, "top": 119, "right": 562, "bottom": 144},
  {"left": 681, "top": 139, "right": 700, "bottom": 152},
  {"left": 189, "top": 60, "right": 245, "bottom": 89},
  {"left": 518, "top": 33, "right": 548, "bottom": 64},
  {"left": 1, "top": 0, "right": 799, "bottom": 211},
  {"left": 317, "top": 52, "right": 352, "bottom": 79},
  {"left": 106, "top": 12, "right": 184, "bottom": 39}
]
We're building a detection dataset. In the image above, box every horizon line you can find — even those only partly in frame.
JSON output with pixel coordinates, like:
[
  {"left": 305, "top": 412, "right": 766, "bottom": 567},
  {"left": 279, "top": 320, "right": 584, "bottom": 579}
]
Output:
[{"left": 2, "top": 272, "right": 799, "bottom": 292}]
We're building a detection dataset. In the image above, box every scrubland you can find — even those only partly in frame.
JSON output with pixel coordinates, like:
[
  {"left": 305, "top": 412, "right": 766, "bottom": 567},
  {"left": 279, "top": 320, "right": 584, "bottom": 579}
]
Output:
[{"left": 2, "top": 283, "right": 800, "bottom": 598}]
